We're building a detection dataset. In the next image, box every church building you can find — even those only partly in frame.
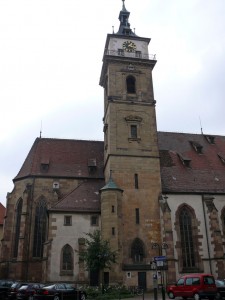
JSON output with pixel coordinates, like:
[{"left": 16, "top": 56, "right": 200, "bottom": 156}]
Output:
[{"left": 1, "top": 1, "right": 225, "bottom": 290}]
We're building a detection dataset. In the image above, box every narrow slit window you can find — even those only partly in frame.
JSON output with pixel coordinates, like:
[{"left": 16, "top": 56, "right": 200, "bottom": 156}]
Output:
[
  {"left": 135, "top": 208, "right": 140, "bottom": 224},
  {"left": 112, "top": 227, "right": 115, "bottom": 236},
  {"left": 131, "top": 125, "right": 137, "bottom": 139},
  {"left": 134, "top": 173, "right": 139, "bottom": 189}
]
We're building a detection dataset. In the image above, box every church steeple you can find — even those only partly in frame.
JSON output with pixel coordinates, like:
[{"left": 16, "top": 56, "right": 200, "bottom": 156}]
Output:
[
  {"left": 117, "top": 0, "right": 136, "bottom": 36},
  {"left": 99, "top": 0, "right": 162, "bottom": 290}
]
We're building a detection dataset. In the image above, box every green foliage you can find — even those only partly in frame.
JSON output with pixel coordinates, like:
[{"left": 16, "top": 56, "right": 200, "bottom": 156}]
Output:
[
  {"left": 83, "top": 285, "right": 133, "bottom": 300},
  {"left": 77, "top": 230, "right": 117, "bottom": 272}
]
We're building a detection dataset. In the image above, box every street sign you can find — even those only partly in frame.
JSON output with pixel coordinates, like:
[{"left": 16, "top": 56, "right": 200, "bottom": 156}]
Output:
[
  {"left": 156, "top": 261, "right": 164, "bottom": 267},
  {"left": 154, "top": 255, "right": 167, "bottom": 261}
]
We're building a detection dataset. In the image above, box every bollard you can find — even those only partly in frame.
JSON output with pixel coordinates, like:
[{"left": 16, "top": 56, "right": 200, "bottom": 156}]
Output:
[
  {"left": 153, "top": 274, "right": 158, "bottom": 300},
  {"left": 162, "top": 286, "right": 166, "bottom": 300}
]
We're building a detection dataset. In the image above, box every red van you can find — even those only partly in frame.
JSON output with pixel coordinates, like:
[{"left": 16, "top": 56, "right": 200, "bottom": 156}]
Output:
[{"left": 166, "top": 273, "right": 217, "bottom": 300}]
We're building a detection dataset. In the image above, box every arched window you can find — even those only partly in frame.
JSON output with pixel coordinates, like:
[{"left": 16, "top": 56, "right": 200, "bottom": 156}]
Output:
[
  {"left": 61, "top": 244, "right": 73, "bottom": 271},
  {"left": 13, "top": 199, "right": 23, "bottom": 257},
  {"left": 179, "top": 207, "right": 195, "bottom": 268},
  {"left": 221, "top": 208, "right": 225, "bottom": 235},
  {"left": 131, "top": 238, "right": 145, "bottom": 262},
  {"left": 126, "top": 76, "right": 136, "bottom": 94},
  {"left": 221, "top": 207, "right": 225, "bottom": 240},
  {"left": 33, "top": 198, "right": 47, "bottom": 257}
]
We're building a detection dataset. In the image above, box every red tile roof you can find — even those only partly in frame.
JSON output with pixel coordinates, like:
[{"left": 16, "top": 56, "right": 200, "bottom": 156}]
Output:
[
  {"left": 158, "top": 132, "right": 225, "bottom": 193},
  {"left": 14, "top": 133, "right": 225, "bottom": 196},
  {"left": 14, "top": 138, "right": 104, "bottom": 181},
  {"left": 50, "top": 179, "right": 104, "bottom": 212}
]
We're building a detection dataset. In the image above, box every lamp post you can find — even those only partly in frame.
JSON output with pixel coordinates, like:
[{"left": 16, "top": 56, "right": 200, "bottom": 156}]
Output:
[
  {"left": 152, "top": 242, "right": 168, "bottom": 256},
  {"left": 152, "top": 242, "right": 168, "bottom": 300}
]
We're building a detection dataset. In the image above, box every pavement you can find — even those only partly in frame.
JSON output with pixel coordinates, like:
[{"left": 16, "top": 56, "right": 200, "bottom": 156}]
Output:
[{"left": 128, "top": 291, "right": 169, "bottom": 300}]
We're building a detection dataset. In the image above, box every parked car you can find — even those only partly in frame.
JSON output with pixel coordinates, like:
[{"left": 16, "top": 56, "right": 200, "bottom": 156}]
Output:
[
  {"left": 8, "top": 283, "right": 28, "bottom": 300},
  {"left": 33, "top": 283, "right": 86, "bottom": 300},
  {"left": 166, "top": 273, "right": 217, "bottom": 300},
  {"left": 0, "top": 280, "right": 14, "bottom": 300},
  {"left": 16, "top": 283, "right": 45, "bottom": 300},
  {"left": 215, "top": 280, "right": 225, "bottom": 299}
]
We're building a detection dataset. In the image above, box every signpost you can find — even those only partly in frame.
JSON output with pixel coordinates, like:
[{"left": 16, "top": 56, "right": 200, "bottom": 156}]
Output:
[
  {"left": 151, "top": 243, "right": 169, "bottom": 300},
  {"left": 154, "top": 256, "right": 167, "bottom": 300}
]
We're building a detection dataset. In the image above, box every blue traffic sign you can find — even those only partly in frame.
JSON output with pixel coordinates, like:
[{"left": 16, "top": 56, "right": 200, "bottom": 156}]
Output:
[{"left": 154, "top": 255, "right": 167, "bottom": 261}]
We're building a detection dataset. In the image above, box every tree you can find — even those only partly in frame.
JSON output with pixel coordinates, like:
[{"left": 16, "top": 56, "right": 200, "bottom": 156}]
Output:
[{"left": 77, "top": 230, "right": 117, "bottom": 288}]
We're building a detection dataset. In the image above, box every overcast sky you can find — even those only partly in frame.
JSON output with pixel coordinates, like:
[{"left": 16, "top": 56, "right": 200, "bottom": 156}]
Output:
[{"left": 1, "top": 0, "right": 225, "bottom": 205}]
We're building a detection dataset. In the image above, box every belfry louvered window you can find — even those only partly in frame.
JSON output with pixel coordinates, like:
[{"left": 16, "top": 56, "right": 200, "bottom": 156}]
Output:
[
  {"left": 33, "top": 199, "right": 47, "bottom": 257},
  {"left": 179, "top": 208, "right": 195, "bottom": 268},
  {"left": 13, "top": 199, "right": 23, "bottom": 257},
  {"left": 126, "top": 75, "right": 136, "bottom": 93}
]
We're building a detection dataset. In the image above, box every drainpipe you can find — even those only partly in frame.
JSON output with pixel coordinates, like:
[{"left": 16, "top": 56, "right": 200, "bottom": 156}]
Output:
[{"left": 202, "top": 195, "right": 212, "bottom": 274}]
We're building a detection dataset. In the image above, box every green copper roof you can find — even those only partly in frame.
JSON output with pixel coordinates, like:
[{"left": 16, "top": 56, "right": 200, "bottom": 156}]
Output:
[{"left": 100, "top": 177, "right": 123, "bottom": 192}]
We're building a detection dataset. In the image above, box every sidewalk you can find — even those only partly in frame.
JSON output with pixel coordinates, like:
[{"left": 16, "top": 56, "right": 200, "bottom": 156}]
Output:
[{"left": 129, "top": 291, "right": 170, "bottom": 300}]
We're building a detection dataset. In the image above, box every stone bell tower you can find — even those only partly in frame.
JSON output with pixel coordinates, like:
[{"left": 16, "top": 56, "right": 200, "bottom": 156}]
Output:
[{"left": 99, "top": 0, "right": 162, "bottom": 289}]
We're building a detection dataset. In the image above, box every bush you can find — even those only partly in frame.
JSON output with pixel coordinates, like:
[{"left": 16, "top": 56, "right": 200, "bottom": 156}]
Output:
[{"left": 83, "top": 285, "right": 133, "bottom": 300}]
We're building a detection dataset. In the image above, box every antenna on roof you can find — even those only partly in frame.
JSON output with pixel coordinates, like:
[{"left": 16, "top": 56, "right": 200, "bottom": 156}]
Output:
[
  {"left": 199, "top": 116, "right": 203, "bottom": 134},
  {"left": 40, "top": 121, "right": 42, "bottom": 138}
]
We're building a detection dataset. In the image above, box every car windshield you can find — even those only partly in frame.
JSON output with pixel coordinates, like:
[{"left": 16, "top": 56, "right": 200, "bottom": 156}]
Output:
[
  {"left": 65, "top": 284, "right": 74, "bottom": 289},
  {"left": 216, "top": 280, "right": 225, "bottom": 287},
  {"left": 177, "top": 278, "right": 184, "bottom": 286},
  {"left": 44, "top": 285, "right": 55, "bottom": 290},
  {"left": 0, "top": 281, "right": 13, "bottom": 287},
  {"left": 56, "top": 284, "right": 66, "bottom": 289},
  {"left": 18, "top": 285, "right": 28, "bottom": 290},
  {"left": 204, "top": 276, "right": 215, "bottom": 284}
]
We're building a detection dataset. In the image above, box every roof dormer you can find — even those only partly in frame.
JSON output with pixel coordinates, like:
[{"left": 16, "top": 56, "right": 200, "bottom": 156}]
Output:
[
  {"left": 177, "top": 153, "right": 191, "bottom": 168},
  {"left": 88, "top": 158, "right": 97, "bottom": 174},
  {"left": 204, "top": 135, "right": 215, "bottom": 144},
  {"left": 190, "top": 141, "right": 203, "bottom": 154}
]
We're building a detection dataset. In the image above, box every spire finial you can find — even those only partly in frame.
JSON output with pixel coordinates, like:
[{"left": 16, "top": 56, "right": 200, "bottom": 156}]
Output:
[
  {"left": 117, "top": 0, "right": 136, "bottom": 36},
  {"left": 40, "top": 120, "right": 42, "bottom": 138}
]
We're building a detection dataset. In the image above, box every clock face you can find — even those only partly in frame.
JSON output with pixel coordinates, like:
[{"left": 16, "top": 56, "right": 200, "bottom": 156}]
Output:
[{"left": 122, "top": 40, "right": 136, "bottom": 52}]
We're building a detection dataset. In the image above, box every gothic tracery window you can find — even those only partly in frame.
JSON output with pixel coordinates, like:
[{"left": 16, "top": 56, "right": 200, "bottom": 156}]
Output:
[
  {"left": 13, "top": 198, "right": 23, "bottom": 257},
  {"left": 179, "top": 207, "right": 195, "bottom": 269},
  {"left": 32, "top": 198, "right": 47, "bottom": 257},
  {"left": 61, "top": 244, "right": 73, "bottom": 271},
  {"left": 131, "top": 238, "right": 145, "bottom": 263}
]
